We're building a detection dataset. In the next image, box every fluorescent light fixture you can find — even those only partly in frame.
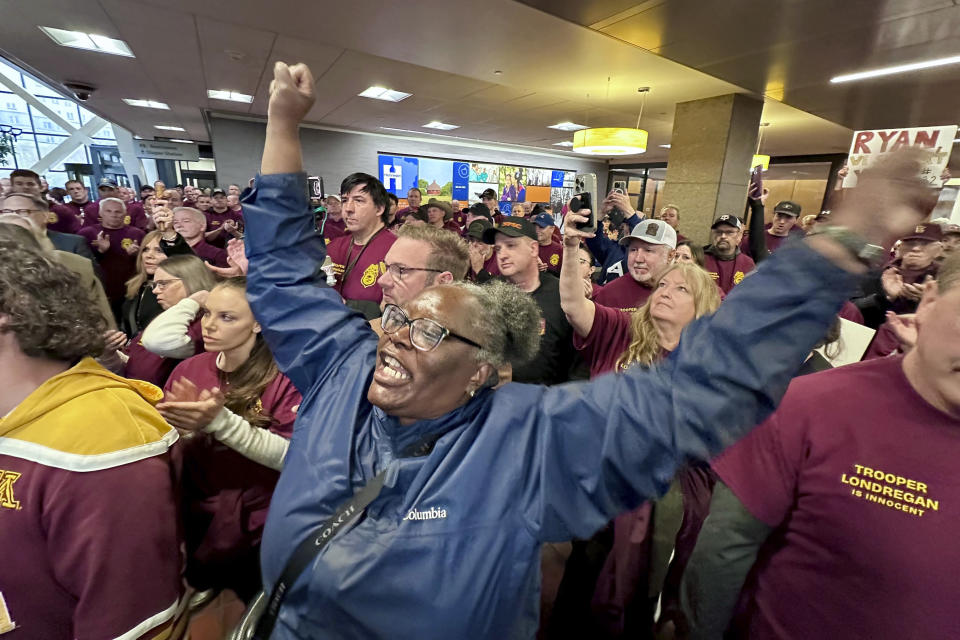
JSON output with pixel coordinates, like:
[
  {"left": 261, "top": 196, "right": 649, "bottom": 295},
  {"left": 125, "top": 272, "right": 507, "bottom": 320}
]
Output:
[
  {"left": 154, "top": 125, "right": 186, "bottom": 131},
  {"left": 955, "top": 138, "right": 960, "bottom": 144},
  {"left": 423, "top": 121, "right": 459, "bottom": 130},
  {"left": 207, "top": 90, "right": 254, "bottom": 103},
  {"left": 553, "top": 141, "right": 574, "bottom": 147},
  {"left": 548, "top": 122, "right": 588, "bottom": 132},
  {"left": 659, "top": 144, "right": 671, "bottom": 148},
  {"left": 831, "top": 54, "right": 960, "bottom": 83},
  {"left": 168, "top": 139, "right": 194, "bottom": 144},
  {"left": 358, "top": 86, "right": 412, "bottom": 102},
  {"left": 40, "top": 27, "right": 134, "bottom": 57},
  {"left": 123, "top": 98, "right": 169, "bottom": 109}
]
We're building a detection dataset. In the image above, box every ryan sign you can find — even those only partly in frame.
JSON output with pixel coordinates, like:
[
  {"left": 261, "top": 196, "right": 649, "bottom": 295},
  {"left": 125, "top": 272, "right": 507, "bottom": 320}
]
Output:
[{"left": 842, "top": 125, "right": 957, "bottom": 188}]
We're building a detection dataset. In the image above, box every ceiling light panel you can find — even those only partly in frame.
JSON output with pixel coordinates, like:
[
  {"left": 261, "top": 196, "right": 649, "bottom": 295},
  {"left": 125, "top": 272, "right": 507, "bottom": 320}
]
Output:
[
  {"left": 207, "top": 90, "right": 254, "bottom": 103},
  {"left": 155, "top": 125, "right": 186, "bottom": 131},
  {"left": 40, "top": 27, "right": 134, "bottom": 57},
  {"left": 359, "top": 86, "right": 412, "bottom": 102},
  {"left": 548, "top": 122, "right": 588, "bottom": 131},
  {"left": 123, "top": 98, "right": 169, "bottom": 109},
  {"left": 831, "top": 54, "right": 960, "bottom": 83},
  {"left": 423, "top": 121, "right": 459, "bottom": 130}
]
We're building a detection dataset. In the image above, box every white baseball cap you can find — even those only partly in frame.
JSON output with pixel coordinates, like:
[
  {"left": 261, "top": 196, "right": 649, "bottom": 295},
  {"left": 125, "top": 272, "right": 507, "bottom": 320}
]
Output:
[{"left": 619, "top": 219, "right": 678, "bottom": 249}]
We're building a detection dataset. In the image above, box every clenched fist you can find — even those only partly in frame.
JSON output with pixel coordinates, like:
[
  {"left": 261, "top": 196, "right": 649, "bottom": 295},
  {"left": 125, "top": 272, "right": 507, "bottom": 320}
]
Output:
[{"left": 268, "top": 61, "right": 316, "bottom": 125}]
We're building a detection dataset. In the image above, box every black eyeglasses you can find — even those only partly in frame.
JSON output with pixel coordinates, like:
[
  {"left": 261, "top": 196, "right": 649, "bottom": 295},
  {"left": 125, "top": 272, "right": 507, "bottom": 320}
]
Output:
[
  {"left": 383, "top": 263, "right": 443, "bottom": 283},
  {"left": 381, "top": 303, "right": 483, "bottom": 352}
]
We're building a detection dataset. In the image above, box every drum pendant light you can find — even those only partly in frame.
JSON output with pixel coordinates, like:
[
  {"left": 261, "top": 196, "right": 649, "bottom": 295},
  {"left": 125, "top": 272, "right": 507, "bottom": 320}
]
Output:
[{"left": 573, "top": 87, "right": 649, "bottom": 156}]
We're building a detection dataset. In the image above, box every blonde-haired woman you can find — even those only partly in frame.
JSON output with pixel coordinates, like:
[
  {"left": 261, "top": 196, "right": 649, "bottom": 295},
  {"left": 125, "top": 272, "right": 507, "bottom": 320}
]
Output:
[
  {"left": 562, "top": 260, "right": 721, "bottom": 378},
  {"left": 554, "top": 218, "right": 721, "bottom": 637}
]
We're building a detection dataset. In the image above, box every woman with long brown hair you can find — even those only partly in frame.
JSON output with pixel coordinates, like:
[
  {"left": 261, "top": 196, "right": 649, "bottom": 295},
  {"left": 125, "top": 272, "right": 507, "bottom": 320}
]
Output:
[{"left": 156, "top": 276, "right": 300, "bottom": 603}]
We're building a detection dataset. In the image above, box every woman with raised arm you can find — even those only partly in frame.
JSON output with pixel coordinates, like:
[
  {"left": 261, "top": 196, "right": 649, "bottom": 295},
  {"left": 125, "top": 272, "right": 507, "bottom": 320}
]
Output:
[{"left": 241, "top": 61, "right": 933, "bottom": 639}]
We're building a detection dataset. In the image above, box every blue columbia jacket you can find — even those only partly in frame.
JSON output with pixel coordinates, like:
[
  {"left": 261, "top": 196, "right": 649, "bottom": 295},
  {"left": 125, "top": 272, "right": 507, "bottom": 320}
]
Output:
[{"left": 245, "top": 173, "right": 856, "bottom": 639}]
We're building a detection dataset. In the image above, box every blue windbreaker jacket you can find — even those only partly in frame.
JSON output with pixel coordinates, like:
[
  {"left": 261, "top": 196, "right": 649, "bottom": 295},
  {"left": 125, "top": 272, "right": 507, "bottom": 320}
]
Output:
[{"left": 246, "top": 173, "right": 856, "bottom": 639}]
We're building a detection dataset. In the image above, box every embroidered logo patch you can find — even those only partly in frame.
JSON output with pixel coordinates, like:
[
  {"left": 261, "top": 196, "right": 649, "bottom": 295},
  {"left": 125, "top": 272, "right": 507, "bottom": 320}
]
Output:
[
  {"left": 549, "top": 254, "right": 559, "bottom": 266},
  {"left": 733, "top": 271, "right": 745, "bottom": 285},
  {"left": 0, "top": 471, "right": 21, "bottom": 510},
  {"left": 121, "top": 238, "right": 133, "bottom": 250},
  {"left": 123, "top": 215, "right": 131, "bottom": 225}
]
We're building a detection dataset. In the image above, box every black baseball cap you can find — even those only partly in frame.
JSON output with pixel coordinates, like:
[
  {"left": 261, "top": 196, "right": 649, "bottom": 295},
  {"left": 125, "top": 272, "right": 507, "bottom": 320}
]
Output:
[
  {"left": 211, "top": 188, "right": 226, "bottom": 197},
  {"left": 97, "top": 177, "right": 117, "bottom": 188},
  {"left": 468, "top": 202, "right": 492, "bottom": 220},
  {"left": 467, "top": 218, "right": 492, "bottom": 240},
  {"left": 774, "top": 200, "right": 801, "bottom": 217},
  {"left": 711, "top": 215, "right": 743, "bottom": 230},
  {"left": 478, "top": 188, "right": 497, "bottom": 200},
  {"left": 482, "top": 217, "right": 537, "bottom": 244}
]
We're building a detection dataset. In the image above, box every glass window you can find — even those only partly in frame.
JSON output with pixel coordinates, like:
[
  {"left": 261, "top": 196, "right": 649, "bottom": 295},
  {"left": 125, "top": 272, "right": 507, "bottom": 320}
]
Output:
[
  {"left": 43, "top": 170, "right": 68, "bottom": 188},
  {"left": 0, "top": 93, "right": 32, "bottom": 128},
  {"left": 29, "top": 96, "right": 81, "bottom": 134},
  {"left": 11, "top": 135, "right": 39, "bottom": 168},
  {"left": 22, "top": 76, "right": 59, "bottom": 98},
  {"left": 36, "top": 134, "right": 88, "bottom": 170},
  {"left": 0, "top": 59, "right": 22, "bottom": 86},
  {"left": 91, "top": 122, "right": 115, "bottom": 140}
]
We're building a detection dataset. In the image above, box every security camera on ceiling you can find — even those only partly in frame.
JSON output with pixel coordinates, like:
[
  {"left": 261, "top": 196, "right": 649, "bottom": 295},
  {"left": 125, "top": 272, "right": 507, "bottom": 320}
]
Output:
[{"left": 64, "top": 81, "right": 97, "bottom": 101}]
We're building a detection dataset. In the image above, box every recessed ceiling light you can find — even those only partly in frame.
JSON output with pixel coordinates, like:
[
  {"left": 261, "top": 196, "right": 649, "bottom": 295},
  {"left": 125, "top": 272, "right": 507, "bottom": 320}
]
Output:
[
  {"left": 168, "top": 139, "right": 194, "bottom": 144},
  {"left": 831, "top": 54, "right": 960, "bottom": 83},
  {"left": 659, "top": 144, "right": 671, "bottom": 148},
  {"left": 423, "top": 121, "right": 459, "bottom": 130},
  {"left": 548, "top": 122, "right": 588, "bottom": 132},
  {"left": 154, "top": 125, "right": 186, "bottom": 131},
  {"left": 358, "top": 86, "right": 412, "bottom": 102},
  {"left": 553, "top": 141, "right": 575, "bottom": 147},
  {"left": 207, "top": 90, "right": 254, "bottom": 103},
  {"left": 40, "top": 27, "right": 134, "bottom": 57},
  {"left": 123, "top": 98, "right": 169, "bottom": 109}
]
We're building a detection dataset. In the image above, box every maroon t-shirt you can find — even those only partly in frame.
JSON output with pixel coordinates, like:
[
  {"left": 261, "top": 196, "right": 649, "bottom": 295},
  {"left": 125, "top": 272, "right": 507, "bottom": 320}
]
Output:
[
  {"left": 441, "top": 219, "right": 462, "bottom": 234},
  {"left": 862, "top": 320, "right": 902, "bottom": 360},
  {"left": 320, "top": 215, "right": 348, "bottom": 245},
  {"left": 713, "top": 356, "right": 960, "bottom": 639},
  {"left": 60, "top": 199, "right": 100, "bottom": 228},
  {"left": 888, "top": 259, "right": 939, "bottom": 315},
  {"left": 47, "top": 204, "right": 82, "bottom": 234},
  {"left": 703, "top": 252, "right": 756, "bottom": 295},
  {"left": 538, "top": 241, "right": 563, "bottom": 276},
  {"left": 124, "top": 318, "right": 204, "bottom": 388},
  {"left": 165, "top": 352, "right": 300, "bottom": 578},
  {"left": 594, "top": 274, "right": 652, "bottom": 313},
  {"left": 837, "top": 300, "right": 864, "bottom": 324},
  {"left": 125, "top": 200, "right": 149, "bottom": 230},
  {"left": 573, "top": 303, "right": 633, "bottom": 378},
  {"left": 78, "top": 224, "right": 145, "bottom": 301},
  {"left": 327, "top": 228, "right": 396, "bottom": 304},
  {"left": 205, "top": 207, "right": 243, "bottom": 232},
  {"left": 189, "top": 238, "right": 229, "bottom": 267}
]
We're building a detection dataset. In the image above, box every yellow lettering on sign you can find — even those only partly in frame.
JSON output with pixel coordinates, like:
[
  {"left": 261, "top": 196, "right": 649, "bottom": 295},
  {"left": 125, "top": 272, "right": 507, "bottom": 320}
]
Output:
[{"left": 0, "top": 471, "right": 21, "bottom": 510}]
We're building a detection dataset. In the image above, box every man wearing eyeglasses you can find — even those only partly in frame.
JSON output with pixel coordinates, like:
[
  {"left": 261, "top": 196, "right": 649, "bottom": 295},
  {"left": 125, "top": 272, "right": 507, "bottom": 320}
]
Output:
[
  {"left": 0, "top": 191, "right": 96, "bottom": 263},
  {"left": 371, "top": 224, "right": 469, "bottom": 335},
  {"left": 482, "top": 217, "right": 577, "bottom": 385},
  {"left": 704, "top": 215, "right": 756, "bottom": 295}
]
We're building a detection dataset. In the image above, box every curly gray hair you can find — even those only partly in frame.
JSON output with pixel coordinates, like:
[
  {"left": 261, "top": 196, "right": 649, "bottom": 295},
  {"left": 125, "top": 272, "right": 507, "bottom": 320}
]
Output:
[{"left": 449, "top": 280, "right": 541, "bottom": 368}]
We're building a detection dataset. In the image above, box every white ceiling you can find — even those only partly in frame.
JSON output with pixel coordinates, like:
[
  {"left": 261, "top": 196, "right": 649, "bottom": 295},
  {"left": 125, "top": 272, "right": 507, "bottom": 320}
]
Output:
[{"left": 0, "top": 0, "right": 856, "bottom": 161}]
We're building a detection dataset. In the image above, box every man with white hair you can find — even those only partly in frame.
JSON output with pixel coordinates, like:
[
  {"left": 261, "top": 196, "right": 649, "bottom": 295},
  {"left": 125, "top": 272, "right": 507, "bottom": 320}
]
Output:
[
  {"left": 594, "top": 219, "right": 677, "bottom": 313},
  {"left": 77, "top": 197, "right": 145, "bottom": 319},
  {"left": 173, "top": 206, "right": 228, "bottom": 267}
]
